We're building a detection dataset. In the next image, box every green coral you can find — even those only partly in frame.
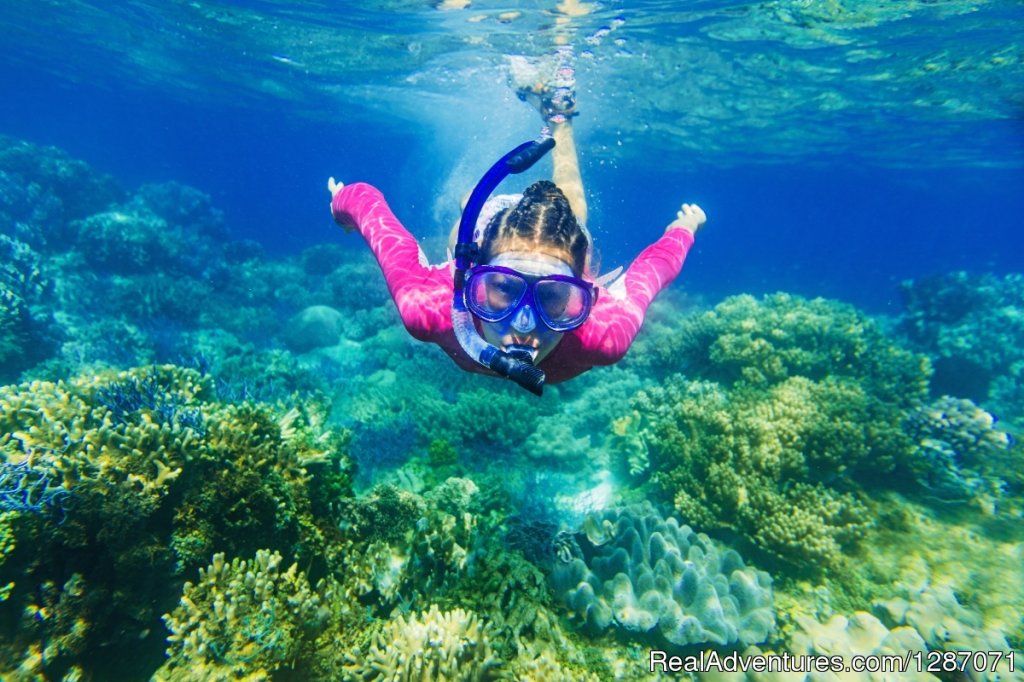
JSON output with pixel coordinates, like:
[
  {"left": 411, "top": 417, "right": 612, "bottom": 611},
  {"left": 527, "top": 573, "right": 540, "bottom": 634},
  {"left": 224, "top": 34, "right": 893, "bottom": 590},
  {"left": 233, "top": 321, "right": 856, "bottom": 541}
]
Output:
[
  {"left": 639, "top": 292, "right": 929, "bottom": 401},
  {"left": 635, "top": 294, "right": 931, "bottom": 573},
  {"left": 638, "top": 376, "right": 875, "bottom": 570}
]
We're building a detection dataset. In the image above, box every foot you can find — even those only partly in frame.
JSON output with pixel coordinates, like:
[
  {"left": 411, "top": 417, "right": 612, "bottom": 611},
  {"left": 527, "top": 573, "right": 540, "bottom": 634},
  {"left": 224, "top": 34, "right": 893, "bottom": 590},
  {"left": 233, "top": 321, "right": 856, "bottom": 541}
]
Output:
[{"left": 510, "top": 49, "right": 578, "bottom": 124}]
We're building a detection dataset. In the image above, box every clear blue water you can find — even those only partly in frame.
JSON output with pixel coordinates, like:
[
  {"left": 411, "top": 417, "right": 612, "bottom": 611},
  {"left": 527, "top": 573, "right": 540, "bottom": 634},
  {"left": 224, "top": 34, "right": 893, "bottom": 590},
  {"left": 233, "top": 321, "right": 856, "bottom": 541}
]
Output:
[
  {"left": 2, "top": 0, "right": 1022, "bottom": 312},
  {"left": 2, "top": 3, "right": 1024, "bottom": 679}
]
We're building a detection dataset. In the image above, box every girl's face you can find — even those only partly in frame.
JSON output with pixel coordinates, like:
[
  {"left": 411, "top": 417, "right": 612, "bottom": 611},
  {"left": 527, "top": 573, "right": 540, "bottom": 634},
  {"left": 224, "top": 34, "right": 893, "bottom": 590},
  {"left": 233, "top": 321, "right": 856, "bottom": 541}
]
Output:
[{"left": 477, "top": 251, "right": 574, "bottom": 364}]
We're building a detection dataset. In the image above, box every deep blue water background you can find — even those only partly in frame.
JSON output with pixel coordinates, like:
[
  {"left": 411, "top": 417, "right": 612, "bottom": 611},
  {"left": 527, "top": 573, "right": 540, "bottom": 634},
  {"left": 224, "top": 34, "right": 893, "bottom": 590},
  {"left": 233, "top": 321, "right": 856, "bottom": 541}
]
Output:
[{"left": 3, "top": 52, "right": 1022, "bottom": 315}]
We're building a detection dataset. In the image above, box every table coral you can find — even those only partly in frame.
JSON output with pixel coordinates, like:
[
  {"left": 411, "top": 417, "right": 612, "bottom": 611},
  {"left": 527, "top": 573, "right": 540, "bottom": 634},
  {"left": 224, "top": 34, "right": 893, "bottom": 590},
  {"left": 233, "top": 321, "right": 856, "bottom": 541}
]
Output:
[{"left": 551, "top": 503, "right": 774, "bottom": 648}]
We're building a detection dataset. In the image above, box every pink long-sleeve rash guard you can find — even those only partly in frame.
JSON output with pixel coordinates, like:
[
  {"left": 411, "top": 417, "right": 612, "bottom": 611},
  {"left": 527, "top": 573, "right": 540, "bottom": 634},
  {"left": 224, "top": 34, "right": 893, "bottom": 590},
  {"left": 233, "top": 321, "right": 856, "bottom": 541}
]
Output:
[{"left": 331, "top": 182, "right": 694, "bottom": 384}]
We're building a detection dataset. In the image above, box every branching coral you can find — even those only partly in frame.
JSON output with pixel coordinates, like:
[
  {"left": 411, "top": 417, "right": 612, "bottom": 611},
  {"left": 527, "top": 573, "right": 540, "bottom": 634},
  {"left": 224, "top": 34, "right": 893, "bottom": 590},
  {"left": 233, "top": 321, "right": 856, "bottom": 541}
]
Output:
[
  {"left": 638, "top": 375, "right": 874, "bottom": 571},
  {"left": 343, "top": 604, "right": 502, "bottom": 681},
  {"left": 631, "top": 294, "right": 933, "bottom": 573},
  {"left": 156, "top": 550, "right": 333, "bottom": 681}
]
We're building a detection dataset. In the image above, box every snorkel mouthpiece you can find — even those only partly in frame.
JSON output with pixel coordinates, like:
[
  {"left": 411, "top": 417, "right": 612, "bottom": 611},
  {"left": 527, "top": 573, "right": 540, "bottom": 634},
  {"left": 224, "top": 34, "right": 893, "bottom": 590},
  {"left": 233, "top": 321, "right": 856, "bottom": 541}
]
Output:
[
  {"left": 452, "top": 132, "right": 555, "bottom": 396},
  {"left": 488, "top": 349, "right": 545, "bottom": 396}
]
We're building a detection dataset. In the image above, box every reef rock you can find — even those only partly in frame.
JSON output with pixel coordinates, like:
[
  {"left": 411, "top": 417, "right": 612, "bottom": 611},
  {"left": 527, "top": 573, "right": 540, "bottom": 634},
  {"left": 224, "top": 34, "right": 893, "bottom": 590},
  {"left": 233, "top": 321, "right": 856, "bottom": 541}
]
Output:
[{"left": 281, "top": 304, "right": 344, "bottom": 353}]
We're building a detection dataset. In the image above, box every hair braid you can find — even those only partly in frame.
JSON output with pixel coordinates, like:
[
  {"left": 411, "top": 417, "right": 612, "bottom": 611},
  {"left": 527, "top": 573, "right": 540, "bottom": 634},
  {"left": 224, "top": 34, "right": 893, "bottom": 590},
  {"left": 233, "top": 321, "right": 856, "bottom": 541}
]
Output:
[{"left": 480, "top": 181, "right": 589, "bottom": 276}]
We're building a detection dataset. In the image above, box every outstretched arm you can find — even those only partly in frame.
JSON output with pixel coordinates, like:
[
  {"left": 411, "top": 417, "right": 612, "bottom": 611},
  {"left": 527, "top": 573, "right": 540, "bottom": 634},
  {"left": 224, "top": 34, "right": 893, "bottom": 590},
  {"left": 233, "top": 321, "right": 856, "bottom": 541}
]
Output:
[
  {"left": 571, "top": 203, "right": 706, "bottom": 365},
  {"left": 329, "top": 179, "right": 453, "bottom": 340}
]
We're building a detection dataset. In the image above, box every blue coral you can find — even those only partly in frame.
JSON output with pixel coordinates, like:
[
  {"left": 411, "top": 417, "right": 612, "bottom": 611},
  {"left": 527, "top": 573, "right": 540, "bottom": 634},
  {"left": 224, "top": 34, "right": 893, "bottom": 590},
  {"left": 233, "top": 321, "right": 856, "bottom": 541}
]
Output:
[
  {"left": 93, "top": 372, "right": 205, "bottom": 435},
  {"left": 0, "top": 458, "right": 69, "bottom": 518}
]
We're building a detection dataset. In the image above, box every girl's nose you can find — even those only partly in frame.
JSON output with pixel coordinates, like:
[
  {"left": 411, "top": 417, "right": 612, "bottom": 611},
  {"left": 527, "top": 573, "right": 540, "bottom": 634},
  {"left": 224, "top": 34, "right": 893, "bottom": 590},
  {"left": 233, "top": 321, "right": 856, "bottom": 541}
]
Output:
[{"left": 510, "top": 304, "right": 537, "bottom": 333}]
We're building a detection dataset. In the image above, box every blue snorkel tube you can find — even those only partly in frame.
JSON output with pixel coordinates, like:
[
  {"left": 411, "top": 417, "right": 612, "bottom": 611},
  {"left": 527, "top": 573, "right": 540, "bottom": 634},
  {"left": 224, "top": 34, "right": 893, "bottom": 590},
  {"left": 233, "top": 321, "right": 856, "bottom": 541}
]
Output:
[{"left": 452, "top": 133, "right": 556, "bottom": 396}]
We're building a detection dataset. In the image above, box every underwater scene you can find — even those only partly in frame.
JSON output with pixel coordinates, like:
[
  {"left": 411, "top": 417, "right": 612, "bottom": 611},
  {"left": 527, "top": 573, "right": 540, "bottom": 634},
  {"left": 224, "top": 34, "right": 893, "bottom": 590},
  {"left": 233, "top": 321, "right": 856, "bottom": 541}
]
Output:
[{"left": 1, "top": 1, "right": 1023, "bottom": 680}]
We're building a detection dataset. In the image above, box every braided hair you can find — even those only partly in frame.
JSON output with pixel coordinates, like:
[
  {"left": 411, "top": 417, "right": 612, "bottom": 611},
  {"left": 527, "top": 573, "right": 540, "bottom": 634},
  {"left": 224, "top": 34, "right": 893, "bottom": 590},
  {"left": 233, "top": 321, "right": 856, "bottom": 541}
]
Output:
[{"left": 479, "top": 181, "right": 589, "bottom": 277}]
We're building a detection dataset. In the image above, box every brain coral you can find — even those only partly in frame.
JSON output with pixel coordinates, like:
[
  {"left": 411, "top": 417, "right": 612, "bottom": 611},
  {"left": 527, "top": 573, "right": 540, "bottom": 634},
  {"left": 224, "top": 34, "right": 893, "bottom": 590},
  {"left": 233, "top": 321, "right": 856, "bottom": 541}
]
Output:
[{"left": 551, "top": 503, "right": 774, "bottom": 648}]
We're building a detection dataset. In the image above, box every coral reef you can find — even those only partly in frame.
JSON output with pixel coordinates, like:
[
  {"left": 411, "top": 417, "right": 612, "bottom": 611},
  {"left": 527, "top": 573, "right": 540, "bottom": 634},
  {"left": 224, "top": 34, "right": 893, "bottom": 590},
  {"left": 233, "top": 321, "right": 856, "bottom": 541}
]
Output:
[
  {"left": 1, "top": 133, "right": 1020, "bottom": 682},
  {"left": 551, "top": 503, "right": 774, "bottom": 648},
  {"left": 0, "top": 364, "right": 350, "bottom": 680}
]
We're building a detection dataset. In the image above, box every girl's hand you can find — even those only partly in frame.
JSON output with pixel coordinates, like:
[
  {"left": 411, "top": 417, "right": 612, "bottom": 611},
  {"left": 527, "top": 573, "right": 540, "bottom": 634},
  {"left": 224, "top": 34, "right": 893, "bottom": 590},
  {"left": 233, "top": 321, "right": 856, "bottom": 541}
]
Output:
[
  {"left": 668, "top": 203, "right": 706, "bottom": 235},
  {"left": 328, "top": 177, "right": 358, "bottom": 233},
  {"left": 328, "top": 176, "right": 343, "bottom": 197}
]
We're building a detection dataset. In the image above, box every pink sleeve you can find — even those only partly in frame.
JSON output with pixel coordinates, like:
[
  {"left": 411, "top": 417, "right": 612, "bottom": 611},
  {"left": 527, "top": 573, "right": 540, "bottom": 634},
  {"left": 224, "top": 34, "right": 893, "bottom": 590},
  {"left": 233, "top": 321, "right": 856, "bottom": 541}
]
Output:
[
  {"left": 331, "top": 182, "right": 453, "bottom": 341},
  {"left": 571, "top": 227, "right": 695, "bottom": 365}
]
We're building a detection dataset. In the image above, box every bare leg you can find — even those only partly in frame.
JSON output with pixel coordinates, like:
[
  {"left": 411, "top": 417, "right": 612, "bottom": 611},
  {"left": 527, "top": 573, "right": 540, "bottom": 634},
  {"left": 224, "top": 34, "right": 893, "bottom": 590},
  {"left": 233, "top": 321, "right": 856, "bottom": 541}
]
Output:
[
  {"left": 550, "top": 119, "right": 587, "bottom": 229},
  {"left": 510, "top": 50, "right": 588, "bottom": 228}
]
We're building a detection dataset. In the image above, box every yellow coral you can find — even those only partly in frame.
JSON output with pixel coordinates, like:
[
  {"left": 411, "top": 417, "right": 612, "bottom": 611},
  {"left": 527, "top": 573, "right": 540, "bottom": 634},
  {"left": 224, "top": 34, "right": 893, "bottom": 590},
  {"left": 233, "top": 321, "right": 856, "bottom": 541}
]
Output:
[
  {"left": 158, "top": 550, "right": 331, "bottom": 680},
  {"left": 0, "top": 365, "right": 211, "bottom": 499},
  {"left": 344, "top": 604, "right": 501, "bottom": 681}
]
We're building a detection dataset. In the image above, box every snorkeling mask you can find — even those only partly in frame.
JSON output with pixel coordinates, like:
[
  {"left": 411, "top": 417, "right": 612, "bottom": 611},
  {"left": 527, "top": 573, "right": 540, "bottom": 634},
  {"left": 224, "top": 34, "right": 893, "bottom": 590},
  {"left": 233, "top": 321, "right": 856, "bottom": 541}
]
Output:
[
  {"left": 452, "top": 133, "right": 556, "bottom": 396},
  {"left": 463, "top": 264, "right": 594, "bottom": 333}
]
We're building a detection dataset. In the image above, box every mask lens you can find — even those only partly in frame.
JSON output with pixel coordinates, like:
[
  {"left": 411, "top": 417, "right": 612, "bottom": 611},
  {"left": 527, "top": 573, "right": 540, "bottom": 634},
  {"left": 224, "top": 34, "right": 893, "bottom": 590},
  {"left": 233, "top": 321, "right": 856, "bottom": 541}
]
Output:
[
  {"left": 467, "top": 270, "right": 527, "bottom": 320},
  {"left": 535, "top": 279, "right": 590, "bottom": 330}
]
